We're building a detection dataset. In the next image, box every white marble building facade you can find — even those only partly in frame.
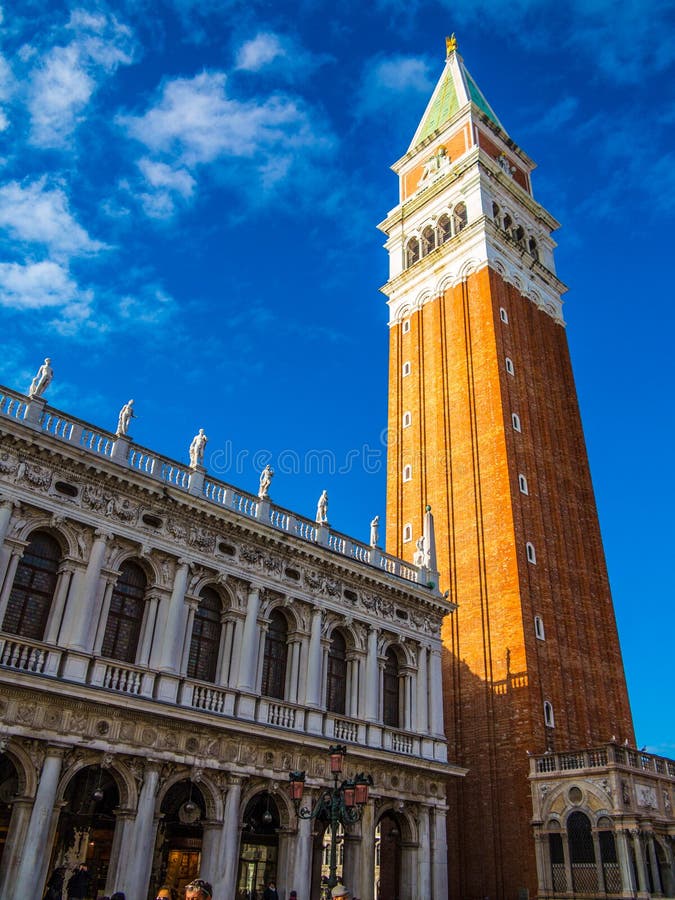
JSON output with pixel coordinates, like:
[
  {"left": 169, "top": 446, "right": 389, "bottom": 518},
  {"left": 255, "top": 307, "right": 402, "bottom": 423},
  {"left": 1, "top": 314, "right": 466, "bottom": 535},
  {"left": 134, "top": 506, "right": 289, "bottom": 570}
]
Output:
[{"left": 0, "top": 384, "right": 462, "bottom": 900}]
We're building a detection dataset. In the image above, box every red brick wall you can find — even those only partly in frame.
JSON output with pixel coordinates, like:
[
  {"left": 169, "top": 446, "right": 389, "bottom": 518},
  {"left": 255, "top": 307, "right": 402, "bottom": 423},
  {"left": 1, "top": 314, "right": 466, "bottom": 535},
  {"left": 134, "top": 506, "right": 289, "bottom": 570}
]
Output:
[{"left": 385, "top": 266, "right": 634, "bottom": 900}]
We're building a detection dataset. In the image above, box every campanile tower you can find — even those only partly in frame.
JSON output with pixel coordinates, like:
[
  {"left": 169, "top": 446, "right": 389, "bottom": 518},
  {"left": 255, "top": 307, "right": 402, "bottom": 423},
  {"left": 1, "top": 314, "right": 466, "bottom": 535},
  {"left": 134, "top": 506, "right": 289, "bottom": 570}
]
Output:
[{"left": 379, "top": 37, "right": 635, "bottom": 900}]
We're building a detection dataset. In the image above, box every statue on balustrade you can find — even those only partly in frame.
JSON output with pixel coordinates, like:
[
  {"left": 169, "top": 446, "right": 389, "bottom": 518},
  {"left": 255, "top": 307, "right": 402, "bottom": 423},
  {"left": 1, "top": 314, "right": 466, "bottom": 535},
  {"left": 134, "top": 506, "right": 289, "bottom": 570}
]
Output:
[
  {"left": 258, "top": 464, "right": 274, "bottom": 499},
  {"left": 370, "top": 515, "right": 380, "bottom": 547},
  {"left": 189, "top": 428, "right": 208, "bottom": 468},
  {"left": 414, "top": 535, "right": 427, "bottom": 567},
  {"left": 116, "top": 399, "right": 135, "bottom": 436},
  {"left": 316, "top": 489, "right": 329, "bottom": 524},
  {"left": 28, "top": 357, "right": 53, "bottom": 398}
]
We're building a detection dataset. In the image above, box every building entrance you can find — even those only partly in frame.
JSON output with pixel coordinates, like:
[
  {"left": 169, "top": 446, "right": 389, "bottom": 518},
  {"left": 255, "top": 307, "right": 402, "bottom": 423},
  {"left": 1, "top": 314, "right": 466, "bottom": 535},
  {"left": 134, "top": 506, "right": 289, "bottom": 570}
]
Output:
[{"left": 236, "top": 792, "right": 279, "bottom": 899}]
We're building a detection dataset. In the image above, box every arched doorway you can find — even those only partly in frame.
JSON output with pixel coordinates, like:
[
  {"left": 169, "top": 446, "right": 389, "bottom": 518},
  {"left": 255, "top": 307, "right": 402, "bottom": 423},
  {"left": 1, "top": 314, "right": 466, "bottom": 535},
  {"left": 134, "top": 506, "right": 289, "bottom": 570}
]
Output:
[
  {"left": 311, "top": 822, "right": 344, "bottom": 900},
  {"left": 0, "top": 754, "right": 19, "bottom": 866},
  {"left": 375, "top": 812, "right": 402, "bottom": 900},
  {"left": 153, "top": 779, "right": 206, "bottom": 897},
  {"left": 237, "top": 792, "right": 280, "bottom": 899},
  {"left": 50, "top": 765, "right": 119, "bottom": 898}
]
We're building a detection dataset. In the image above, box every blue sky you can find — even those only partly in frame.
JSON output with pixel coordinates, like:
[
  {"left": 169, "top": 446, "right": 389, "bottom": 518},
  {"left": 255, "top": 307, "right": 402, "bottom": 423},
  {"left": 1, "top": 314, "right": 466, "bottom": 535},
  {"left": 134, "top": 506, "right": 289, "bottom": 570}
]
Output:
[{"left": 0, "top": 0, "right": 673, "bottom": 754}]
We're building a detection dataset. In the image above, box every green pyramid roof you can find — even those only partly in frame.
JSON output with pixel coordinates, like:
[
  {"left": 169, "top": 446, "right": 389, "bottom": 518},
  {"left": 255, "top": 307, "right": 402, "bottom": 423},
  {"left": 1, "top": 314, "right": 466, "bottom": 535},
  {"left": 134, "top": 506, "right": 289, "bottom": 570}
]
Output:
[{"left": 410, "top": 45, "right": 506, "bottom": 152}]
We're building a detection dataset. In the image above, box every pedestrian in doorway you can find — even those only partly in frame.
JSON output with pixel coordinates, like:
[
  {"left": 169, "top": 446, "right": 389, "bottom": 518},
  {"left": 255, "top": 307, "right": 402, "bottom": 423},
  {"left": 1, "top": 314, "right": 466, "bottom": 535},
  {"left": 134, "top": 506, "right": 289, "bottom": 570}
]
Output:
[
  {"left": 331, "top": 886, "right": 350, "bottom": 898},
  {"left": 44, "top": 866, "right": 66, "bottom": 900},
  {"left": 67, "top": 864, "right": 91, "bottom": 900},
  {"left": 262, "top": 881, "right": 279, "bottom": 900}
]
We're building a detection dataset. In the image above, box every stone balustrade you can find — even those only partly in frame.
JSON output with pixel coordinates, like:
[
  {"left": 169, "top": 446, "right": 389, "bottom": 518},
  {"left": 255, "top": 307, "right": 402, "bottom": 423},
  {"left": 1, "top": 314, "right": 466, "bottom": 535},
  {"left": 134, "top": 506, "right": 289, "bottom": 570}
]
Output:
[
  {"left": 531, "top": 744, "right": 675, "bottom": 778},
  {"left": 0, "top": 385, "right": 434, "bottom": 592}
]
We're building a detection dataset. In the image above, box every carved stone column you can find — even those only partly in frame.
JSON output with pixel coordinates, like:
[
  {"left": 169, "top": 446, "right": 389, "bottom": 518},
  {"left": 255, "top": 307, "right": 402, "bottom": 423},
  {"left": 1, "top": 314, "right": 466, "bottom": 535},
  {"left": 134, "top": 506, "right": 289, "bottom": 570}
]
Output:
[
  {"left": 632, "top": 829, "right": 649, "bottom": 894},
  {"left": 93, "top": 576, "right": 116, "bottom": 654},
  {"left": 615, "top": 828, "right": 637, "bottom": 896},
  {"left": 647, "top": 832, "right": 663, "bottom": 894},
  {"left": 429, "top": 648, "right": 444, "bottom": 737},
  {"left": 236, "top": 587, "right": 261, "bottom": 691},
  {"left": 0, "top": 543, "right": 25, "bottom": 626},
  {"left": 199, "top": 820, "right": 222, "bottom": 882},
  {"left": 365, "top": 626, "right": 379, "bottom": 722},
  {"left": 416, "top": 644, "right": 429, "bottom": 735},
  {"left": 212, "top": 775, "right": 245, "bottom": 897},
  {"left": 304, "top": 608, "right": 323, "bottom": 707},
  {"left": 13, "top": 746, "right": 65, "bottom": 898},
  {"left": 43, "top": 560, "right": 76, "bottom": 644},
  {"left": 0, "top": 796, "right": 32, "bottom": 898},
  {"left": 152, "top": 559, "right": 190, "bottom": 673},
  {"left": 356, "top": 800, "right": 376, "bottom": 900},
  {"left": 61, "top": 530, "right": 109, "bottom": 651},
  {"left": 105, "top": 808, "right": 136, "bottom": 895},
  {"left": 417, "top": 804, "right": 431, "bottom": 899},
  {"left": 136, "top": 591, "right": 162, "bottom": 667},
  {"left": 121, "top": 762, "right": 161, "bottom": 900},
  {"left": 431, "top": 806, "right": 448, "bottom": 900},
  {"left": 291, "top": 810, "right": 313, "bottom": 892}
]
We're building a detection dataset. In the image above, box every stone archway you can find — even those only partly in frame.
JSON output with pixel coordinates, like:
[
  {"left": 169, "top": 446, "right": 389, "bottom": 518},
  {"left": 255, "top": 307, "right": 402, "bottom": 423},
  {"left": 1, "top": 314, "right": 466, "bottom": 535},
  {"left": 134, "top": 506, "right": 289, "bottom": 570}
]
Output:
[
  {"left": 49, "top": 765, "right": 120, "bottom": 899},
  {"left": 0, "top": 753, "right": 19, "bottom": 867},
  {"left": 152, "top": 779, "right": 207, "bottom": 898},
  {"left": 375, "top": 811, "right": 403, "bottom": 900},
  {"left": 237, "top": 791, "right": 280, "bottom": 899}
]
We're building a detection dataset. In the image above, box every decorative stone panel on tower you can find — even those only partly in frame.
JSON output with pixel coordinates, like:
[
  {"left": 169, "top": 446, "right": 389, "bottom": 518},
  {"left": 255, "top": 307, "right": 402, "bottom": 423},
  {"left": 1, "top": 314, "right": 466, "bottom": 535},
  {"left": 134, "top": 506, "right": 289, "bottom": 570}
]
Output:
[{"left": 379, "top": 39, "right": 636, "bottom": 900}]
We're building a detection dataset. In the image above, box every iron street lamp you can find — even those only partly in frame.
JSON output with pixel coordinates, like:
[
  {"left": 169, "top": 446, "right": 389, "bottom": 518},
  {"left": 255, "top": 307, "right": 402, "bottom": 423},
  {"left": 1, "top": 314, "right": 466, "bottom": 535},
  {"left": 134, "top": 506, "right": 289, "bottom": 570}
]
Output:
[{"left": 288, "top": 744, "right": 373, "bottom": 890}]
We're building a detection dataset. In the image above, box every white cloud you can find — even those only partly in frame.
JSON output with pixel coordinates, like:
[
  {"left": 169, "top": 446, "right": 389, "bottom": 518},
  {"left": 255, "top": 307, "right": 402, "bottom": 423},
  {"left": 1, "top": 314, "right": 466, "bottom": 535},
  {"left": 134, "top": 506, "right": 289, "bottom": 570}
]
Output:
[
  {"left": 0, "top": 260, "right": 82, "bottom": 309},
  {"left": 119, "top": 70, "right": 334, "bottom": 215},
  {"left": 27, "top": 9, "right": 135, "bottom": 148},
  {"left": 236, "top": 32, "right": 285, "bottom": 71},
  {"left": 356, "top": 54, "right": 434, "bottom": 117},
  {"left": 0, "top": 178, "right": 106, "bottom": 259}
]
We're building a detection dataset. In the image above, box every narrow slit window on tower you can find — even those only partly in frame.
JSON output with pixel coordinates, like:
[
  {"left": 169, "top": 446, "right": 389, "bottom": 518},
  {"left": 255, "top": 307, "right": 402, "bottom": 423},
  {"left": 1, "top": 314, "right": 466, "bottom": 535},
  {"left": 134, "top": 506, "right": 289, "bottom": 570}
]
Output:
[
  {"left": 503, "top": 213, "right": 512, "bottom": 232},
  {"left": 402, "top": 411, "right": 412, "bottom": 428},
  {"left": 402, "top": 318, "right": 411, "bottom": 334},
  {"left": 403, "top": 524, "right": 412, "bottom": 543},
  {"left": 505, "top": 357, "right": 515, "bottom": 375},
  {"left": 513, "top": 224, "right": 525, "bottom": 246},
  {"left": 512, "top": 413, "right": 521, "bottom": 432},
  {"left": 500, "top": 307, "right": 509, "bottom": 324},
  {"left": 526, "top": 542, "right": 536, "bottom": 564},
  {"left": 544, "top": 700, "right": 555, "bottom": 727},
  {"left": 492, "top": 201, "right": 501, "bottom": 225},
  {"left": 403, "top": 464, "right": 412, "bottom": 483},
  {"left": 437, "top": 214, "right": 451, "bottom": 244},
  {"left": 528, "top": 236, "right": 539, "bottom": 260},
  {"left": 534, "top": 615, "right": 545, "bottom": 640},
  {"left": 518, "top": 474, "right": 528, "bottom": 494},
  {"left": 402, "top": 361, "right": 411, "bottom": 377},
  {"left": 421, "top": 225, "right": 436, "bottom": 256}
]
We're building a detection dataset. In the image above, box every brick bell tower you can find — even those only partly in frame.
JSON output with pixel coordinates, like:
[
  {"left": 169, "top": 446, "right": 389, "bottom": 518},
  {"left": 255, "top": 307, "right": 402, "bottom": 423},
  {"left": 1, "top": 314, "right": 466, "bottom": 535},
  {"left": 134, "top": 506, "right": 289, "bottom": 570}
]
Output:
[{"left": 379, "top": 36, "right": 635, "bottom": 900}]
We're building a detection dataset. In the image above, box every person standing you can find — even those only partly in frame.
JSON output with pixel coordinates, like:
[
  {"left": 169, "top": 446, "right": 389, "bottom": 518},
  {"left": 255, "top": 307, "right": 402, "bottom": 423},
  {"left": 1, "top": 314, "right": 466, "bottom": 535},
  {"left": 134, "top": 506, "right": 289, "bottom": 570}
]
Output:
[
  {"left": 185, "top": 879, "right": 213, "bottom": 900},
  {"left": 262, "top": 881, "right": 279, "bottom": 900},
  {"left": 66, "top": 864, "right": 90, "bottom": 900}
]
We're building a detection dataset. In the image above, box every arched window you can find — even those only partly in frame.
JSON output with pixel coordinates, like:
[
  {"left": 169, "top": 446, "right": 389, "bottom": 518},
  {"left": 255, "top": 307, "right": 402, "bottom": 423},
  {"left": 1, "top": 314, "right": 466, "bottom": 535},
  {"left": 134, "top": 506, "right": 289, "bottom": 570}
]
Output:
[
  {"left": 500, "top": 306, "right": 509, "bottom": 324},
  {"left": 402, "top": 361, "right": 411, "bottom": 377},
  {"left": 598, "top": 819, "right": 621, "bottom": 893},
  {"left": 421, "top": 225, "right": 435, "bottom": 256},
  {"left": 513, "top": 224, "right": 525, "bottom": 246},
  {"left": 526, "top": 542, "right": 537, "bottom": 564},
  {"left": 453, "top": 202, "right": 468, "bottom": 234},
  {"left": 405, "top": 238, "right": 420, "bottom": 268},
  {"left": 568, "top": 811, "right": 596, "bottom": 892},
  {"left": 528, "top": 236, "right": 539, "bottom": 260},
  {"left": 402, "top": 411, "right": 411, "bottom": 428},
  {"left": 519, "top": 473, "right": 529, "bottom": 494},
  {"left": 492, "top": 201, "right": 501, "bottom": 225},
  {"left": 402, "top": 318, "right": 410, "bottom": 334},
  {"left": 383, "top": 647, "right": 400, "bottom": 728},
  {"left": 512, "top": 412, "right": 521, "bottom": 432},
  {"left": 101, "top": 561, "right": 147, "bottom": 663},
  {"left": 187, "top": 586, "right": 222, "bottom": 683},
  {"left": 403, "top": 524, "right": 412, "bottom": 543},
  {"left": 437, "top": 214, "right": 451, "bottom": 244},
  {"left": 261, "top": 609, "right": 288, "bottom": 700},
  {"left": 402, "top": 464, "right": 412, "bottom": 482},
  {"left": 503, "top": 213, "right": 512, "bottom": 232},
  {"left": 505, "top": 357, "right": 515, "bottom": 375},
  {"left": 326, "top": 630, "right": 347, "bottom": 715},
  {"left": 2, "top": 531, "right": 60, "bottom": 640},
  {"left": 544, "top": 700, "right": 555, "bottom": 727}
]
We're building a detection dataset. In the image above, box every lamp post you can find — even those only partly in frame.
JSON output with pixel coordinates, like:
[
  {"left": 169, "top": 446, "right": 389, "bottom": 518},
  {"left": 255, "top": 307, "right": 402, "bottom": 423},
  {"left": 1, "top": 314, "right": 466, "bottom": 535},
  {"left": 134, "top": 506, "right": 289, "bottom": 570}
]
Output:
[{"left": 289, "top": 744, "right": 373, "bottom": 890}]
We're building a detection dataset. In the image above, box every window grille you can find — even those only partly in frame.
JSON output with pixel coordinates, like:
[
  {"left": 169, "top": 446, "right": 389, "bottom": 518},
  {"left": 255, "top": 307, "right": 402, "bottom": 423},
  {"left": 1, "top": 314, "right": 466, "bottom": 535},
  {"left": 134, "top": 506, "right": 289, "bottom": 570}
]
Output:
[{"left": 3, "top": 531, "right": 60, "bottom": 641}]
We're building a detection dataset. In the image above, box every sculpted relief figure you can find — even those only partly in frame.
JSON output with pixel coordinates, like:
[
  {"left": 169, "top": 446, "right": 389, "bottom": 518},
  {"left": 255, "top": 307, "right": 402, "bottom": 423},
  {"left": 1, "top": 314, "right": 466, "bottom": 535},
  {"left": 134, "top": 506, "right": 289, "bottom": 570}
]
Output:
[
  {"left": 258, "top": 464, "right": 274, "bottom": 500},
  {"left": 315, "top": 489, "right": 328, "bottom": 524},
  {"left": 28, "top": 357, "right": 53, "bottom": 399},
  {"left": 189, "top": 428, "right": 208, "bottom": 468},
  {"left": 116, "top": 399, "right": 135, "bottom": 436}
]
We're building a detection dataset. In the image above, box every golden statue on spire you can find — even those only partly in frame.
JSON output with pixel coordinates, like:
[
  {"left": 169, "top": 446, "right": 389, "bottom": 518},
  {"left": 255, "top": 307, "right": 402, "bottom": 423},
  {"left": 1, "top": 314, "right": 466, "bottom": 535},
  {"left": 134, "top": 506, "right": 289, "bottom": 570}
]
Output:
[{"left": 445, "top": 33, "right": 458, "bottom": 57}]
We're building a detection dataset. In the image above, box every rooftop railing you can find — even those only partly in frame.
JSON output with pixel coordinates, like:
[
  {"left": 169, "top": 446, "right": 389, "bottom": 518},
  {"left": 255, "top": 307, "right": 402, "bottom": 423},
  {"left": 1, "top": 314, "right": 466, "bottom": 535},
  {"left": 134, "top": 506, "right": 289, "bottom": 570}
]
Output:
[
  {"left": 531, "top": 744, "right": 675, "bottom": 778},
  {"left": 0, "top": 385, "right": 438, "bottom": 593}
]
